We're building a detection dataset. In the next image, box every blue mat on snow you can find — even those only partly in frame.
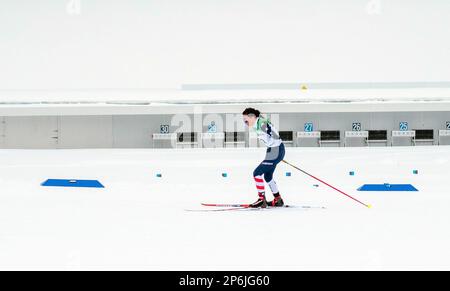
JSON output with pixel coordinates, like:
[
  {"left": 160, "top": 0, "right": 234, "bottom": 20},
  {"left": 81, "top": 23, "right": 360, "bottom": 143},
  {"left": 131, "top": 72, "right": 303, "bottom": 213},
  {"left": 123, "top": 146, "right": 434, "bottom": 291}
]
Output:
[
  {"left": 41, "top": 179, "right": 104, "bottom": 188},
  {"left": 357, "top": 184, "right": 418, "bottom": 191}
]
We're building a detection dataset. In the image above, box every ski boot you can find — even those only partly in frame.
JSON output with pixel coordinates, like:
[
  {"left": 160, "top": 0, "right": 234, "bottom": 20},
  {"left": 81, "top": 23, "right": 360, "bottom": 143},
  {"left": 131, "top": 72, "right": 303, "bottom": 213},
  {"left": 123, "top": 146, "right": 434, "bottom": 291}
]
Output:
[
  {"left": 249, "top": 194, "right": 268, "bottom": 208},
  {"left": 267, "top": 193, "right": 284, "bottom": 207}
]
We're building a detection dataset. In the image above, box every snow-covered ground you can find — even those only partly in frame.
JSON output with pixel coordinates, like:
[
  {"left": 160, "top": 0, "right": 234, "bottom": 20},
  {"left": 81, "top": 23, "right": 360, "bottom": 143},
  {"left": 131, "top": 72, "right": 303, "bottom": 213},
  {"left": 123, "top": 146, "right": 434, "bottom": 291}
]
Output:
[{"left": 0, "top": 146, "right": 449, "bottom": 270}]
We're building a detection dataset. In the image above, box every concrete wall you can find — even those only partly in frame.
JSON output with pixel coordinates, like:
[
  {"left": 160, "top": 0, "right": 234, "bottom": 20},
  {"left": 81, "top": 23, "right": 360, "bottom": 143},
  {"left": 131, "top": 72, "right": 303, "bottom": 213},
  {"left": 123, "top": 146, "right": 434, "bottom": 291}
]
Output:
[{"left": 0, "top": 112, "right": 449, "bottom": 149}]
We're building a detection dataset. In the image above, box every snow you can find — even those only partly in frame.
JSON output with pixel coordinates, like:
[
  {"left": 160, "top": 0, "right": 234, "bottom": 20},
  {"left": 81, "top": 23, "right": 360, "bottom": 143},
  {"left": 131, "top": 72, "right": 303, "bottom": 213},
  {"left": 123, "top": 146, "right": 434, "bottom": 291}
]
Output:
[
  {"left": 0, "top": 146, "right": 449, "bottom": 270},
  {"left": 0, "top": 87, "right": 450, "bottom": 104}
]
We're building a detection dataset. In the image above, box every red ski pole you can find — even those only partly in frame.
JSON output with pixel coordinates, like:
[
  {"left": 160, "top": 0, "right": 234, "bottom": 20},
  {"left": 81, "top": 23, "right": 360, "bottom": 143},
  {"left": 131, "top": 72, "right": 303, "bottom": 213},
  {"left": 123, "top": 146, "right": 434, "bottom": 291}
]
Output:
[{"left": 282, "top": 160, "right": 372, "bottom": 208}]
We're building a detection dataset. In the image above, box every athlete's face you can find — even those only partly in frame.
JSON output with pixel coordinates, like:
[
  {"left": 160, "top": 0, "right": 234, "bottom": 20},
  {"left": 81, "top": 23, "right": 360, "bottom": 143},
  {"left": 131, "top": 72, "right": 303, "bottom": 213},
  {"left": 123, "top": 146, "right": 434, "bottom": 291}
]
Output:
[{"left": 243, "top": 114, "right": 257, "bottom": 127}]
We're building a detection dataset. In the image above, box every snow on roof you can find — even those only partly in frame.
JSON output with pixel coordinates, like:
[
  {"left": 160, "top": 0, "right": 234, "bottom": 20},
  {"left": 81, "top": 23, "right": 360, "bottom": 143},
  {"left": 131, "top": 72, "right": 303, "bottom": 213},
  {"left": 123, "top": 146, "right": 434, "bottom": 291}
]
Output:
[{"left": 0, "top": 87, "right": 450, "bottom": 104}]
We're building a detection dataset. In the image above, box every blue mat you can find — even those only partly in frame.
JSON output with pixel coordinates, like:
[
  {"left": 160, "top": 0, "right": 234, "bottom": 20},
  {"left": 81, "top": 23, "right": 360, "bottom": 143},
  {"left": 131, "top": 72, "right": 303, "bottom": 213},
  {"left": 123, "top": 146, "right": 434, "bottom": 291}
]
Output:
[
  {"left": 357, "top": 184, "right": 418, "bottom": 191},
  {"left": 41, "top": 179, "right": 105, "bottom": 188}
]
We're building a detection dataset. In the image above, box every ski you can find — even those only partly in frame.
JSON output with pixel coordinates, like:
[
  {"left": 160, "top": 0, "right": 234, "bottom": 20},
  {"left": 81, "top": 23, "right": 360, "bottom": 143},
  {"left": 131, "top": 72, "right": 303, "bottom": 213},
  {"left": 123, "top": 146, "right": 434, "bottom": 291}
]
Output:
[
  {"left": 185, "top": 203, "right": 326, "bottom": 212},
  {"left": 201, "top": 203, "right": 250, "bottom": 208},
  {"left": 201, "top": 203, "right": 326, "bottom": 209}
]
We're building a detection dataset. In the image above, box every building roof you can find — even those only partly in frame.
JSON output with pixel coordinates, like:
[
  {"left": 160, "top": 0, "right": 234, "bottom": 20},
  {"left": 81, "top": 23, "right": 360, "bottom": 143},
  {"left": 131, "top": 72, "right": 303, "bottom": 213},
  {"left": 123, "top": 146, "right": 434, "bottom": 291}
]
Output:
[{"left": 0, "top": 85, "right": 449, "bottom": 116}]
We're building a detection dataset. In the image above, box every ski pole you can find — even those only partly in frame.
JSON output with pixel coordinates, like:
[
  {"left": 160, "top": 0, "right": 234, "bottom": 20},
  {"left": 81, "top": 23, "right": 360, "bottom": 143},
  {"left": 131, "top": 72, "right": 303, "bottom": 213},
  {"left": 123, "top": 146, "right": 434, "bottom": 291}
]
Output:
[{"left": 282, "top": 160, "right": 372, "bottom": 208}]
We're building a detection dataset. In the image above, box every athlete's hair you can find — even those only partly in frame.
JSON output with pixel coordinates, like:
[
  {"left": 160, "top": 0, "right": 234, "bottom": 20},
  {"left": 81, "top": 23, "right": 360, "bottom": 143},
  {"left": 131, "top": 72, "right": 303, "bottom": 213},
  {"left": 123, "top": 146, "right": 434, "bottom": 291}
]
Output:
[{"left": 242, "top": 107, "right": 261, "bottom": 117}]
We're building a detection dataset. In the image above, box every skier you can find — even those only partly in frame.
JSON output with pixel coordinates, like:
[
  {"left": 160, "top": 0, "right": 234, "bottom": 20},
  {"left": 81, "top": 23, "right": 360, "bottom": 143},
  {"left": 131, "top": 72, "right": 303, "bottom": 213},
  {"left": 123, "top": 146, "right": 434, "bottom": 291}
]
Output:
[{"left": 242, "top": 108, "right": 285, "bottom": 208}]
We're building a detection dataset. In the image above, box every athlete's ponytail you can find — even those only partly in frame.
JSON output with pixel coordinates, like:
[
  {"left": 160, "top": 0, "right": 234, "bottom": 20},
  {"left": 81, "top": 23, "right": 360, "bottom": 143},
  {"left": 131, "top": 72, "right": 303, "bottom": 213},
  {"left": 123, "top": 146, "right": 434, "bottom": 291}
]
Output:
[{"left": 242, "top": 107, "right": 261, "bottom": 117}]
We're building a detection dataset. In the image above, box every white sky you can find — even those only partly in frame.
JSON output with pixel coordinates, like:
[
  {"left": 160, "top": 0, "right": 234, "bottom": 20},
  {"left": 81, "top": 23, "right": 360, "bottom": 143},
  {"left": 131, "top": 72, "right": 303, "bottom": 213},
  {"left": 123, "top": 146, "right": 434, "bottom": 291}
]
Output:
[{"left": 0, "top": 0, "right": 449, "bottom": 90}]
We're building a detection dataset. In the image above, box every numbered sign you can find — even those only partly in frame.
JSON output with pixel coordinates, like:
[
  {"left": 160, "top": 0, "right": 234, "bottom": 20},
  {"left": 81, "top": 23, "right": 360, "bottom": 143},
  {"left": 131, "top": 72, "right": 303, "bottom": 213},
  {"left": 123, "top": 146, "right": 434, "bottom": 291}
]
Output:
[
  {"left": 207, "top": 121, "right": 217, "bottom": 133},
  {"left": 446, "top": 121, "right": 450, "bottom": 130},
  {"left": 352, "top": 123, "right": 361, "bottom": 132},
  {"left": 160, "top": 125, "right": 169, "bottom": 134},
  {"left": 399, "top": 122, "right": 408, "bottom": 131},
  {"left": 304, "top": 123, "right": 313, "bottom": 132}
]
